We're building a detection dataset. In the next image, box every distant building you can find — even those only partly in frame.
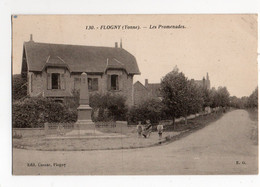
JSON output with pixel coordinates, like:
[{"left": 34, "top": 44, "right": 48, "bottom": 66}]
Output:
[
  {"left": 133, "top": 73, "right": 211, "bottom": 105},
  {"left": 133, "top": 79, "right": 162, "bottom": 105},
  {"left": 191, "top": 73, "right": 211, "bottom": 89},
  {"left": 133, "top": 81, "right": 149, "bottom": 105},
  {"left": 21, "top": 35, "right": 140, "bottom": 106}
]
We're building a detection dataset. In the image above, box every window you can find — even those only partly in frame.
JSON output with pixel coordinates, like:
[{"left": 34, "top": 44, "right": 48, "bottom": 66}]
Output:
[
  {"left": 88, "top": 78, "right": 98, "bottom": 91},
  {"left": 47, "top": 71, "right": 65, "bottom": 90},
  {"left": 111, "top": 75, "right": 119, "bottom": 90},
  {"left": 52, "top": 73, "right": 60, "bottom": 89}
]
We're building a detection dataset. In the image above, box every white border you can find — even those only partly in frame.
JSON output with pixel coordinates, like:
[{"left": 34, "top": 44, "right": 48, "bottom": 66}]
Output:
[{"left": 0, "top": 0, "right": 259, "bottom": 187}]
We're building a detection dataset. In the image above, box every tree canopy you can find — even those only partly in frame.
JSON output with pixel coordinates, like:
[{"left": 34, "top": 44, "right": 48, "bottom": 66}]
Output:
[{"left": 160, "top": 67, "right": 204, "bottom": 126}]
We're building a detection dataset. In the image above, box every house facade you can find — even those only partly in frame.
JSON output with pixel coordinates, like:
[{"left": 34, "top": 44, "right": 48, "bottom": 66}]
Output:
[
  {"left": 133, "top": 79, "right": 162, "bottom": 105},
  {"left": 133, "top": 81, "right": 149, "bottom": 105},
  {"left": 21, "top": 35, "right": 140, "bottom": 106}
]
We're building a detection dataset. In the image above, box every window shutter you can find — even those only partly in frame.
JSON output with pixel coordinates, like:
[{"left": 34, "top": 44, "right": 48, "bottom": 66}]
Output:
[
  {"left": 118, "top": 75, "right": 122, "bottom": 90},
  {"left": 107, "top": 75, "right": 111, "bottom": 91},
  {"left": 31, "top": 73, "right": 33, "bottom": 92},
  {"left": 60, "top": 74, "right": 65, "bottom": 90},
  {"left": 47, "top": 73, "right": 51, "bottom": 90}
]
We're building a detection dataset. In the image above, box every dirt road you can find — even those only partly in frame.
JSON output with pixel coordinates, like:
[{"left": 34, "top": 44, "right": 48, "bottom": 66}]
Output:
[{"left": 13, "top": 110, "right": 258, "bottom": 175}]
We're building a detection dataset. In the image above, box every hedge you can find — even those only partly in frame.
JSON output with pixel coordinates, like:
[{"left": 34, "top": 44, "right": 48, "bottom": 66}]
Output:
[
  {"left": 12, "top": 97, "right": 77, "bottom": 128},
  {"left": 127, "top": 98, "right": 166, "bottom": 125},
  {"left": 90, "top": 93, "right": 127, "bottom": 122}
]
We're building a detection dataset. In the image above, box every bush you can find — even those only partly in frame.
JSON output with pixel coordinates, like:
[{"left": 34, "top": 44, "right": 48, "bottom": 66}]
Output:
[
  {"left": 63, "top": 89, "right": 80, "bottom": 109},
  {"left": 12, "top": 74, "right": 27, "bottom": 100},
  {"left": 127, "top": 98, "right": 164, "bottom": 125},
  {"left": 89, "top": 93, "right": 127, "bottom": 121},
  {"left": 12, "top": 97, "right": 77, "bottom": 128}
]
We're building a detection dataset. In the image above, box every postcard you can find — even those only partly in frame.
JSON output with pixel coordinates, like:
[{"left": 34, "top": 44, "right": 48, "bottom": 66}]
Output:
[{"left": 12, "top": 14, "right": 258, "bottom": 175}]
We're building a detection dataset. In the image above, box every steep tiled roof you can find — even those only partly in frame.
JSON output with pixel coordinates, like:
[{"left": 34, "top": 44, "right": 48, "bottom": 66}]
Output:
[
  {"left": 23, "top": 41, "right": 140, "bottom": 74},
  {"left": 146, "top": 83, "right": 162, "bottom": 97},
  {"left": 134, "top": 81, "right": 148, "bottom": 90}
]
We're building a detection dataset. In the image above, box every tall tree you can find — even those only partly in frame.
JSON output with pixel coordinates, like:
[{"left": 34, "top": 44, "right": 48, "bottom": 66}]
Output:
[
  {"left": 216, "top": 86, "right": 230, "bottom": 107},
  {"left": 186, "top": 81, "right": 204, "bottom": 114},
  {"left": 202, "top": 87, "right": 213, "bottom": 108},
  {"left": 210, "top": 87, "right": 230, "bottom": 108},
  {"left": 161, "top": 67, "right": 187, "bottom": 128},
  {"left": 161, "top": 67, "right": 204, "bottom": 128}
]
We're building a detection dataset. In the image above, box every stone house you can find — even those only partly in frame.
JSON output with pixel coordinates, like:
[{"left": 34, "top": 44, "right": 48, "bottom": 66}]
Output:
[
  {"left": 133, "top": 81, "right": 149, "bottom": 105},
  {"left": 133, "top": 79, "right": 162, "bottom": 105},
  {"left": 21, "top": 35, "right": 140, "bottom": 106}
]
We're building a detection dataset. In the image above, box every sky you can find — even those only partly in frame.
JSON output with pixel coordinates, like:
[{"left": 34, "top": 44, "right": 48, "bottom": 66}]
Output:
[{"left": 12, "top": 14, "right": 258, "bottom": 97}]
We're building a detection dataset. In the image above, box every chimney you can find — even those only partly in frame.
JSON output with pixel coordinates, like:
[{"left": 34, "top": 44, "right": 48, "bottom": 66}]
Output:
[
  {"left": 115, "top": 42, "right": 118, "bottom": 48},
  {"left": 145, "top": 79, "right": 148, "bottom": 87},
  {"left": 206, "top": 72, "right": 209, "bottom": 80},
  {"left": 120, "top": 38, "right": 122, "bottom": 48},
  {"left": 30, "top": 34, "right": 33, "bottom": 41}
]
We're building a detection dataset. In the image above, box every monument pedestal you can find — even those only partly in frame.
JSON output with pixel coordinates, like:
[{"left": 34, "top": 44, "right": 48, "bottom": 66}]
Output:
[{"left": 74, "top": 104, "right": 96, "bottom": 134}]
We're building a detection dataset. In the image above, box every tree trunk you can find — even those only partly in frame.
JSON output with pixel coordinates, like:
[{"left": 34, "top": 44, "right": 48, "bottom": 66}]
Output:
[{"left": 185, "top": 116, "right": 188, "bottom": 125}]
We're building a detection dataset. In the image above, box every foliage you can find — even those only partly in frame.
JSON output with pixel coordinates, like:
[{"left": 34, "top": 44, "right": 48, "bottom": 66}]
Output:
[
  {"left": 210, "top": 86, "right": 230, "bottom": 108},
  {"left": 160, "top": 67, "right": 204, "bottom": 126},
  {"left": 160, "top": 67, "right": 188, "bottom": 120},
  {"left": 202, "top": 88, "right": 213, "bottom": 108},
  {"left": 186, "top": 80, "right": 204, "bottom": 115},
  {"left": 89, "top": 93, "right": 127, "bottom": 121},
  {"left": 12, "top": 97, "right": 77, "bottom": 128},
  {"left": 127, "top": 98, "right": 164, "bottom": 125},
  {"left": 229, "top": 87, "right": 258, "bottom": 109},
  {"left": 216, "top": 87, "right": 230, "bottom": 107},
  {"left": 12, "top": 74, "right": 28, "bottom": 100},
  {"left": 63, "top": 89, "right": 80, "bottom": 109},
  {"left": 230, "top": 96, "right": 247, "bottom": 109},
  {"left": 247, "top": 87, "right": 258, "bottom": 108}
]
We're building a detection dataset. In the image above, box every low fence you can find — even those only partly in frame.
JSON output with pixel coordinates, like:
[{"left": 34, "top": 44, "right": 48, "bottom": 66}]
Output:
[
  {"left": 13, "top": 128, "right": 45, "bottom": 138},
  {"left": 44, "top": 122, "right": 75, "bottom": 136},
  {"left": 95, "top": 121, "right": 133, "bottom": 134},
  {"left": 95, "top": 121, "right": 116, "bottom": 128},
  {"left": 43, "top": 121, "right": 132, "bottom": 136}
]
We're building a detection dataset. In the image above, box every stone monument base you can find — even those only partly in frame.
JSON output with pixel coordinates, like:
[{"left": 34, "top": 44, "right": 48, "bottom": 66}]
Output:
[
  {"left": 74, "top": 120, "right": 95, "bottom": 130},
  {"left": 64, "top": 119, "right": 97, "bottom": 136}
]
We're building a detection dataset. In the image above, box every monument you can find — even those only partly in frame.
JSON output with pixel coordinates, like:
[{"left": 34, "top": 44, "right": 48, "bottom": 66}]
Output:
[
  {"left": 66, "top": 72, "right": 97, "bottom": 136},
  {"left": 60, "top": 72, "right": 125, "bottom": 138},
  {"left": 75, "top": 72, "right": 94, "bottom": 129}
]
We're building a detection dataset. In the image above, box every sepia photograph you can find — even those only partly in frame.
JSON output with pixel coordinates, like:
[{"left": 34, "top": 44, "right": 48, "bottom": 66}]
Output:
[{"left": 11, "top": 14, "right": 258, "bottom": 175}]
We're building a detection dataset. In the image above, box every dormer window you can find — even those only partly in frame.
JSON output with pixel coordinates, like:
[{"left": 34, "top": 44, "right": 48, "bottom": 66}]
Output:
[
  {"left": 52, "top": 73, "right": 60, "bottom": 89},
  {"left": 47, "top": 70, "right": 65, "bottom": 90}
]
